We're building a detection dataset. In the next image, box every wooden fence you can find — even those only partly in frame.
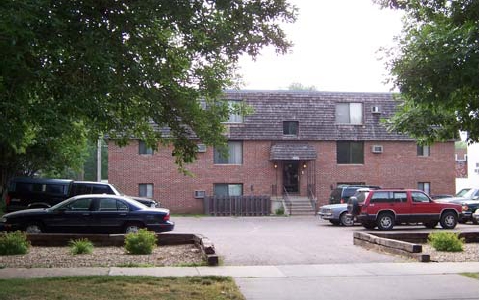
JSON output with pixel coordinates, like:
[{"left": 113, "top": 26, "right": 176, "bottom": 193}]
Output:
[{"left": 203, "top": 195, "right": 271, "bottom": 216}]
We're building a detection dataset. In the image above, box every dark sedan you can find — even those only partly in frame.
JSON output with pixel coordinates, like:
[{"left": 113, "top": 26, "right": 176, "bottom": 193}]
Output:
[{"left": 1, "top": 194, "right": 174, "bottom": 234}]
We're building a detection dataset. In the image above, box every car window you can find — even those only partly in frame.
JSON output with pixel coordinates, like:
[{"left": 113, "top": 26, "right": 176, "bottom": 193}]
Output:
[
  {"left": 353, "top": 190, "right": 369, "bottom": 204},
  {"left": 371, "top": 191, "right": 392, "bottom": 203},
  {"left": 393, "top": 192, "right": 407, "bottom": 203},
  {"left": 344, "top": 188, "right": 359, "bottom": 198},
  {"left": 411, "top": 192, "right": 430, "bottom": 203},
  {"left": 117, "top": 200, "right": 129, "bottom": 211},
  {"left": 66, "top": 198, "right": 92, "bottom": 211},
  {"left": 98, "top": 198, "right": 117, "bottom": 211},
  {"left": 92, "top": 185, "right": 110, "bottom": 194}
]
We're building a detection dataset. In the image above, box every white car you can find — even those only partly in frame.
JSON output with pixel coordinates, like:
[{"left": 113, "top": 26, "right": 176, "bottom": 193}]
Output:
[
  {"left": 317, "top": 204, "right": 354, "bottom": 226},
  {"left": 473, "top": 209, "right": 479, "bottom": 223}
]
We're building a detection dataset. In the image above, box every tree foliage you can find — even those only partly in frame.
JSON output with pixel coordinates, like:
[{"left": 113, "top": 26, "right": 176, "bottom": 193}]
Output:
[
  {"left": 376, "top": 0, "right": 478, "bottom": 144},
  {"left": 287, "top": 82, "right": 317, "bottom": 91},
  {"left": 0, "top": 0, "right": 297, "bottom": 189}
]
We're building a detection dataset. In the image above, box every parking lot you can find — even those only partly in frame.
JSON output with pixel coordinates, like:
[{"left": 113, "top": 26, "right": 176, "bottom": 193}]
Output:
[{"left": 171, "top": 215, "right": 479, "bottom": 266}]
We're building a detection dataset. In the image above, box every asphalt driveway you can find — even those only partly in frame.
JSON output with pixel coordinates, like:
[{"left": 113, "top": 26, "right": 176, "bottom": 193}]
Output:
[{"left": 173, "top": 215, "right": 406, "bottom": 266}]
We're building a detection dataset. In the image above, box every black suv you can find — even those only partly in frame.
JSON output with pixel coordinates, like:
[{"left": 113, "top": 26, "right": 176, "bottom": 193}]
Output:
[
  {"left": 328, "top": 184, "right": 381, "bottom": 204},
  {"left": 5, "top": 178, "right": 158, "bottom": 212}
]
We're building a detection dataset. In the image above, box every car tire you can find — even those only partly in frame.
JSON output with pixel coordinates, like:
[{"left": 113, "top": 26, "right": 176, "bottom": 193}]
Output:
[
  {"left": 440, "top": 211, "right": 457, "bottom": 229},
  {"left": 25, "top": 223, "right": 43, "bottom": 234},
  {"left": 376, "top": 212, "right": 395, "bottom": 231},
  {"left": 124, "top": 223, "right": 144, "bottom": 234},
  {"left": 424, "top": 221, "right": 438, "bottom": 229},
  {"left": 473, "top": 218, "right": 479, "bottom": 225},
  {"left": 340, "top": 212, "right": 354, "bottom": 226}
]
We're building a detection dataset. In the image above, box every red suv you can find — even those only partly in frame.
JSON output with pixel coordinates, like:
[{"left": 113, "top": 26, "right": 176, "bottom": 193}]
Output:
[{"left": 347, "top": 189, "right": 463, "bottom": 230}]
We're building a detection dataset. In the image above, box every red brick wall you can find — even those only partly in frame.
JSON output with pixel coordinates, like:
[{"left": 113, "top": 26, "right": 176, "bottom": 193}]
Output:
[{"left": 108, "top": 140, "right": 455, "bottom": 213}]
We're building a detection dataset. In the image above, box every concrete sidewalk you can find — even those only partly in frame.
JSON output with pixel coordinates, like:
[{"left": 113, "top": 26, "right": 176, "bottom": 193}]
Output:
[
  {"left": 0, "top": 262, "right": 478, "bottom": 300},
  {"left": 0, "top": 262, "right": 477, "bottom": 279}
]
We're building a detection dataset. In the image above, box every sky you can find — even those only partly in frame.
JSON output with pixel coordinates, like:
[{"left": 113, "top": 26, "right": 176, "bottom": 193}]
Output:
[{"left": 237, "top": 0, "right": 404, "bottom": 92}]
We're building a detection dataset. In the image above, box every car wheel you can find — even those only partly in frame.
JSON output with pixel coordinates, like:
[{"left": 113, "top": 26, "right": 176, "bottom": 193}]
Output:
[
  {"left": 440, "top": 211, "right": 457, "bottom": 229},
  {"left": 424, "top": 221, "right": 438, "bottom": 229},
  {"left": 124, "top": 223, "right": 143, "bottom": 234},
  {"left": 377, "top": 212, "right": 395, "bottom": 231},
  {"left": 25, "top": 223, "right": 43, "bottom": 234},
  {"left": 473, "top": 218, "right": 479, "bottom": 225},
  {"left": 340, "top": 212, "right": 354, "bottom": 226}
]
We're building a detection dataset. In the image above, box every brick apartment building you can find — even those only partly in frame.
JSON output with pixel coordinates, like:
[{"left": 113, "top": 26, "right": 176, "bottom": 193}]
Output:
[{"left": 108, "top": 90, "right": 456, "bottom": 214}]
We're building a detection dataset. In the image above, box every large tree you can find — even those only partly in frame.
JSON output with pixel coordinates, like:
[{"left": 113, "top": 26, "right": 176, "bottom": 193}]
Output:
[
  {"left": 0, "top": 0, "right": 297, "bottom": 190},
  {"left": 376, "top": 0, "right": 478, "bottom": 144}
]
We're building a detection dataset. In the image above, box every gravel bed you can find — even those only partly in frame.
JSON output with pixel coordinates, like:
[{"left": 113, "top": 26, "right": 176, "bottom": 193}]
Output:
[
  {"left": 423, "top": 243, "right": 479, "bottom": 262},
  {"left": 0, "top": 244, "right": 204, "bottom": 268}
]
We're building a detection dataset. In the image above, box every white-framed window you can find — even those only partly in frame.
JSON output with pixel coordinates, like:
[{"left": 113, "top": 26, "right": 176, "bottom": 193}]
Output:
[
  {"left": 335, "top": 103, "right": 363, "bottom": 124},
  {"left": 417, "top": 182, "right": 430, "bottom": 195},
  {"left": 214, "top": 184, "right": 243, "bottom": 196},
  {"left": 139, "top": 183, "right": 153, "bottom": 198},
  {"left": 227, "top": 100, "right": 244, "bottom": 123},
  {"left": 214, "top": 141, "right": 243, "bottom": 164},
  {"left": 417, "top": 145, "right": 430, "bottom": 157},
  {"left": 139, "top": 141, "right": 154, "bottom": 155},
  {"left": 283, "top": 121, "right": 299, "bottom": 136}
]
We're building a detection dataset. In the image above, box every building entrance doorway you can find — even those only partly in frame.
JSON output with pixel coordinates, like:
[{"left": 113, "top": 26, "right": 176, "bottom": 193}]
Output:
[{"left": 283, "top": 161, "right": 299, "bottom": 193}]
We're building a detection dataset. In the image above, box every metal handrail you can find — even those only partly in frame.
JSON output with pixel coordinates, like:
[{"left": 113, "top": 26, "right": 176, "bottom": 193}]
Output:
[
  {"left": 307, "top": 184, "right": 317, "bottom": 215},
  {"left": 283, "top": 186, "right": 292, "bottom": 215}
]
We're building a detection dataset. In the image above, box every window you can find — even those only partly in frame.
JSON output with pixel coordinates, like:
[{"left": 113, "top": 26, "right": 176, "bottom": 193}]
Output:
[
  {"left": 214, "top": 141, "right": 243, "bottom": 164},
  {"left": 227, "top": 100, "right": 243, "bottom": 123},
  {"left": 139, "top": 183, "right": 153, "bottom": 198},
  {"left": 337, "top": 141, "right": 364, "bottom": 164},
  {"left": 139, "top": 141, "right": 154, "bottom": 155},
  {"left": 283, "top": 121, "right": 299, "bottom": 135},
  {"left": 412, "top": 191, "right": 430, "bottom": 203},
  {"left": 417, "top": 182, "right": 430, "bottom": 195},
  {"left": 417, "top": 145, "right": 430, "bottom": 157},
  {"left": 335, "top": 103, "right": 363, "bottom": 124},
  {"left": 67, "top": 198, "right": 92, "bottom": 211},
  {"left": 98, "top": 198, "right": 118, "bottom": 211},
  {"left": 214, "top": 184, "right": 243, "bottom": 196}
]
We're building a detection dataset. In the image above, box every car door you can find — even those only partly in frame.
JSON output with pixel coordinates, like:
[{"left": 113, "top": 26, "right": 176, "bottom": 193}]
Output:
[
  {"left": 410, "top": 191, "right": 438, "bottom": 223},
  {"left": 46, "top": 197, "right": 94, "bottom": 233},
  {"left": 90, "top": 198, "right": 129, "bottom": 233}
]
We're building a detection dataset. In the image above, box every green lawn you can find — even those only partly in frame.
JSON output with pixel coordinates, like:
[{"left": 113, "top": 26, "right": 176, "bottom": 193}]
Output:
[{"left": 0, "top": 276, "right": 245, "bottom": 300}]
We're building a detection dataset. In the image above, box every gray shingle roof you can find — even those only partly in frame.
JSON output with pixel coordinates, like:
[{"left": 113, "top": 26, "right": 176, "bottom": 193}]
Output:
[
  {"left": 223, "top": 90, "right": 412, "bottom": 141},
  {"left": 270, "top": 143, "right": 317, "bottom": 160}
]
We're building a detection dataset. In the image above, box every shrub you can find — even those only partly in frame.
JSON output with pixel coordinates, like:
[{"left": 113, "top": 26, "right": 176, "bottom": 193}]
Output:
[
  {"left": 428, "top": 232, "right": 464, "bottom": 252},
  {"left": 0, "top": 231, "right": 30, "bottom": 255},
  {"left": 69, "top": 238, "right": 94, "bottom": 255},
  {"left": 275, "top": 207, "right": 285, "bottom": 215},
  {"left": 124, "top": 229, "right": 157, "bottom": 255}
]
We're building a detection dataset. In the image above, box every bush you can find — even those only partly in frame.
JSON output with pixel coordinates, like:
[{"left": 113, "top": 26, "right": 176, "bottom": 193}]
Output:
[
  {"left": 69, "top": 238, "right": 94, "bottom": 255},
  {"left": 275, "top": 206, "right": 285, "bottom": 215},
  {"left": 124, "top": 229, "right": 157, "bottom": 255},
  {"left": 0, "top": 231, "right": 30, "bottom": 255},
  {"left": 428, "top": 232, "right": 464, "bottom": 252}
]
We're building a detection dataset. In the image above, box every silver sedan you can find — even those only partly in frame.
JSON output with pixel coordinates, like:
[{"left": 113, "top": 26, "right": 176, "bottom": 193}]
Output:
[{"left": 317, "top": 203, "right": 354, "bottom": 226}]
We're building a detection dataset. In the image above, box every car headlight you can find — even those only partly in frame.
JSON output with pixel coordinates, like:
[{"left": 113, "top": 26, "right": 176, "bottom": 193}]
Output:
[{"left": 1, "top": 217, "right": 7, "bottom": 223}]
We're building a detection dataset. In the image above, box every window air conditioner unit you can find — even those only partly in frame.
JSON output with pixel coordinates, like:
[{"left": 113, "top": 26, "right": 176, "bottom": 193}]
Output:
[
  {"left": 197, "top": 144, "right": 207, "bottom": 153},
  {"left": 194, "top": 190, "right": 206, "bottom": 199},
  {"left": 371, "top": 106, "right": 381, "bottom": 114},
  {"left": 371, "top": 145, "right": 383, "bottom": 153}
]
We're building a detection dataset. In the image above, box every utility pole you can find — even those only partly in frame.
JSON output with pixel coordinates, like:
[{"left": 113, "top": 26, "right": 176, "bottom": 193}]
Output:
[{"left": 97, "top": 138, "right": 102, "bottom": 182}]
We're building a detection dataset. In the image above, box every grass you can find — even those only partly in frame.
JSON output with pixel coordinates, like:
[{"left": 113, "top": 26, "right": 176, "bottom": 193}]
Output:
[
  {"left": 461, "top": 273, "right": 479, "bottom": 280},
  {"left": 0, "top": 276, "right": 245, "bottom": 300}
]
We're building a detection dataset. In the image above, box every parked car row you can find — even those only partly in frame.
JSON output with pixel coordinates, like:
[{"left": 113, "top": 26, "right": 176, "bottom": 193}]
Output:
[
  {"left": 6, "top": 177, "right": 159, "bottom": 212},
  {"left": 318, "top": 185, "right": 474, "bottom": 231},
  {"left": 1, "top": 195, "right": 174, "bottom": 234},
  {"left": 1, "top": 177, "right": 174, "bottom": 235}
]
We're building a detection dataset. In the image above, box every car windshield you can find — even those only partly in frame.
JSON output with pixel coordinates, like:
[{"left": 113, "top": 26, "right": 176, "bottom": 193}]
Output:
[
  {"left": 456, "top": 188, "right": 471, "bottom": 197},
  {"left": 462, "top": 189, "right": 479, "bottom": 199}
]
